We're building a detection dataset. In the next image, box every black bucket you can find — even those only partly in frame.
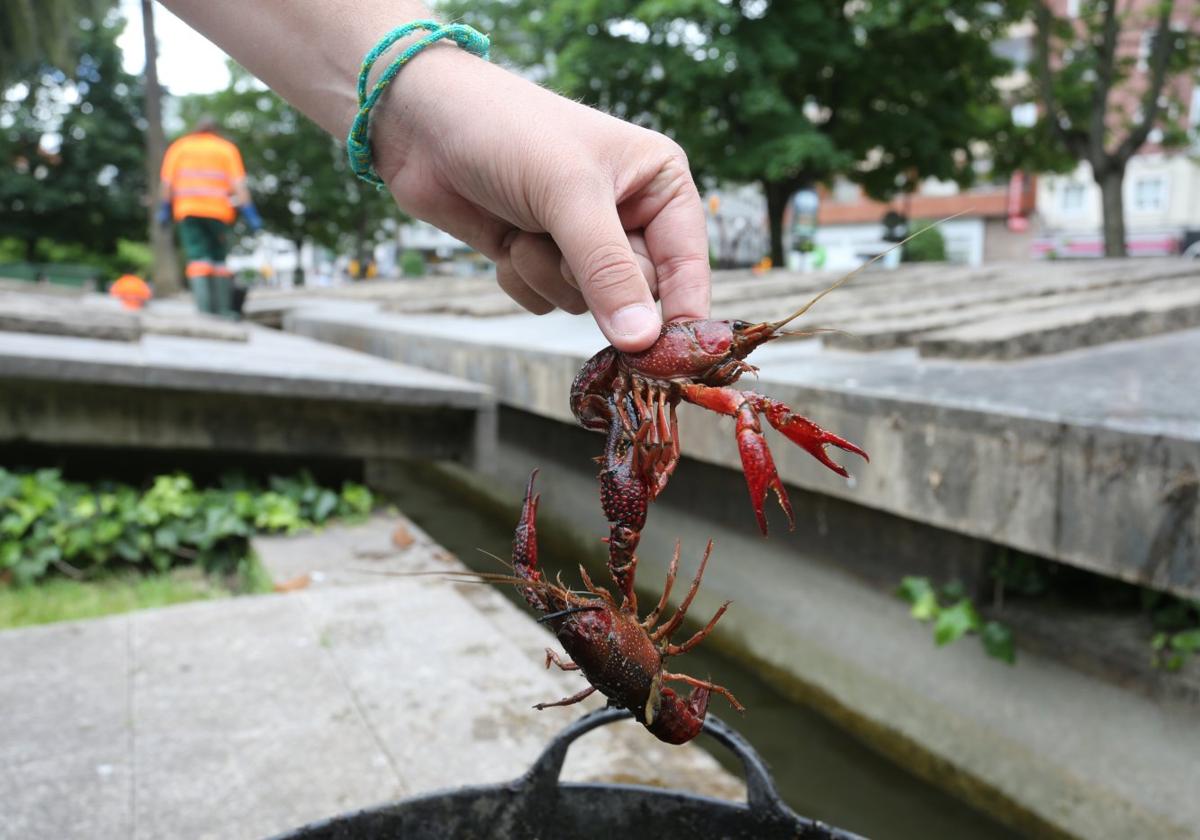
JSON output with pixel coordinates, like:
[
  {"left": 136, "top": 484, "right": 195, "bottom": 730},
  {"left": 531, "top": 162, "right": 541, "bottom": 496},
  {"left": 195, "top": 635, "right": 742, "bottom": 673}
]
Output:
[{"left": 270, "top": 707, "right": 866, "bottom": 840}]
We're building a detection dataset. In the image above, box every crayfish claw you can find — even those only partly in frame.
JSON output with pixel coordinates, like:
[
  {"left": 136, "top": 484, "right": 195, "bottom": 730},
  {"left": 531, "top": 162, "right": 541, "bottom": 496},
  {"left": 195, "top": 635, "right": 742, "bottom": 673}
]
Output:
[
  {"left": 736, "top": 422, "right": 795, "bottom": 535},
  {"left": 755, "top": 397, "right": 868, "bottom": 480}
]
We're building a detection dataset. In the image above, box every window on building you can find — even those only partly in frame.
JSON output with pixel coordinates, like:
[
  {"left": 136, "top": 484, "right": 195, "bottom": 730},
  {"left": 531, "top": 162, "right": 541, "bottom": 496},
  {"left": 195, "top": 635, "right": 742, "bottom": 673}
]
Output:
[
  {"left": 1131, "top": 176, "right": 1167, "bottom": 213},
  {"left": 1138, "top": 29, "right": 1154, "bottom": 71},
  {"left": 831, "top": 177, "right": 861, "bottom": 203},
  {"left": 1060, "top": 181, "right": 1086, "bottom": 214}
]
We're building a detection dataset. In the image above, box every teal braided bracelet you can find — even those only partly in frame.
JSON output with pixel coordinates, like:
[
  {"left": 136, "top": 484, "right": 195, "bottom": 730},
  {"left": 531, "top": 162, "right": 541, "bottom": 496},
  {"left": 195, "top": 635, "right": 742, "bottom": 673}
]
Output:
[{"left": 347, "top": 20, "right": 490, "bottom": 187}]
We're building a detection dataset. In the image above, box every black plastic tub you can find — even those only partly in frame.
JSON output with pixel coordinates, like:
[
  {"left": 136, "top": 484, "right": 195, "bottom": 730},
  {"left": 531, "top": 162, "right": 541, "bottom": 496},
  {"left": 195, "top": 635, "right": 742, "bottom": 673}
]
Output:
[{"left": 270, "top": 707, "right": 866, "bottom": 840}]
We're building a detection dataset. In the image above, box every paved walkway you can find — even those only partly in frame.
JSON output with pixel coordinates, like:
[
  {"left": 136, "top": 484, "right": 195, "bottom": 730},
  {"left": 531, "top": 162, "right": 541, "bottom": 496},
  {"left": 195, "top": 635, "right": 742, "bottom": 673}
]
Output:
[{"left": 0, "top": 517, "right": 740, "bottom": 840}]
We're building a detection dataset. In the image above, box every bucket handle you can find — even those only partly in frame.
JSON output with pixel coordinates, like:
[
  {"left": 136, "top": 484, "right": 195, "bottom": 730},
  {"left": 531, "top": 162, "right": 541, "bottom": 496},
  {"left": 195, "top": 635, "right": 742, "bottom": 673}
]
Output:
[{"left": 519, "top": 707, "right": 793, "bottom": 819}]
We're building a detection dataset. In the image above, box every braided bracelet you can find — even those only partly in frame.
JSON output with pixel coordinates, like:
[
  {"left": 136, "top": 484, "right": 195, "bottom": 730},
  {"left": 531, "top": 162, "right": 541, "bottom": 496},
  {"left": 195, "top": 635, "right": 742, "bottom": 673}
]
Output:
[{"left": 347, "top": 20, "right": 490, "bottom": 187}]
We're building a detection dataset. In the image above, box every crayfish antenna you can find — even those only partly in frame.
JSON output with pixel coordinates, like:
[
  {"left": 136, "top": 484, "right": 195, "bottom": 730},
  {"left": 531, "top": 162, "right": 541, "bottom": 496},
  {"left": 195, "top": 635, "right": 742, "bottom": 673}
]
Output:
[{"left": 768, "top": 211, "right": 969, "bottom": 333}]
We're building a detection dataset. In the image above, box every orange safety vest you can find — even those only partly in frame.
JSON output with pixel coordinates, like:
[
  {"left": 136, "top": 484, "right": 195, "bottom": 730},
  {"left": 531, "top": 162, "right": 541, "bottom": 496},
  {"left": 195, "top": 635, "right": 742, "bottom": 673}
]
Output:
[{"left": 160, "top": 131, "right": 247, "bottom": 224}]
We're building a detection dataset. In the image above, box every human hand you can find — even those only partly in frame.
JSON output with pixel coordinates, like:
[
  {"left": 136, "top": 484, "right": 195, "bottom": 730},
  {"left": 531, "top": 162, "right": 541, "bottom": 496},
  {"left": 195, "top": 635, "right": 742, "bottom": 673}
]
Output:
[
  {"left": 373, "top": 48, "right": 711, "bottom": 351},
  {"left": 239, "top": 201, "right": 264, "bottom": 232}
]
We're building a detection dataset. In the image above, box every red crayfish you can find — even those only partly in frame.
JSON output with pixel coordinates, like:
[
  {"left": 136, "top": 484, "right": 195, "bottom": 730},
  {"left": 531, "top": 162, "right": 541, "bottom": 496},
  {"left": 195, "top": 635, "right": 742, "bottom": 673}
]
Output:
[
  {"left": 508, "top": 236, "right": 947, "bottom": 742},
  {"left": 571, "top": 289, "right": 868, "bottom": 606},
  {"left": 504, "top": 282, "right": 870, "bottom": 745},
  {"left": 511, "top": 470, "right": 742, "bottom": 745}
]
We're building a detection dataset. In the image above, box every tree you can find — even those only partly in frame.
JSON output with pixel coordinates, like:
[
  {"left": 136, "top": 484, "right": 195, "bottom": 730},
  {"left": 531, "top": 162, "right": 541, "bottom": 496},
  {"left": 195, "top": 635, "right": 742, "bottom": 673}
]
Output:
[
  {"left": 1030, "top": 0, "right": 1199, "bottom": 257},
  {"left": 0, "top": 0, "right": 114, "bottom": 85},
  {"left": 140, "top": 0, "right": 181, "bottom": 293},
  {"left": 0, "top": 12, "right": 147, "bottom": 264},
  {"left": 181, "top": 66, "right": 403, "bottom": 283},
  {"left": 447, "top": 0, "right": 1019, "bottom": 264}
]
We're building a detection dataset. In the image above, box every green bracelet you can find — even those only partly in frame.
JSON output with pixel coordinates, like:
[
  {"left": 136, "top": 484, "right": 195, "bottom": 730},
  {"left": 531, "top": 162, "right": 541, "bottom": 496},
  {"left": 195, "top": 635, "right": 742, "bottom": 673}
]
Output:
[{"left": 347, "top": 20, "right": 490, "bottom": 188}]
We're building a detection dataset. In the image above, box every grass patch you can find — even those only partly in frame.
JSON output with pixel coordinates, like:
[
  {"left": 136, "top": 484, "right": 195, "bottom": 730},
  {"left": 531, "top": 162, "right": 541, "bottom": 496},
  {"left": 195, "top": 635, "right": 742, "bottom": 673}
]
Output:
[{"left": 0, "top": 555, "right": 274, "bottom": 630}]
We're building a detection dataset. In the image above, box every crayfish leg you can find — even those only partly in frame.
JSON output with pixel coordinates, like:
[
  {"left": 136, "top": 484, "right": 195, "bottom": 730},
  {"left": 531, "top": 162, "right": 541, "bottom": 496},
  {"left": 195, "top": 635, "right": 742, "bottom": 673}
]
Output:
[
  {"left": 544, "top": 648, "right": 579, "bottom": 672},
  {"left": 665, "top": 600, "right": 731, "bottom": 657},
  {"left": 661, "top": 671, "right": 745, "bottom": 713},
  {"left": 651, "top": 540, "right": 715, "bottom": 642},
  {"left": 534, "top": 685, "right": 596, "bottom": 710},
  {"left": 641, "top": 540, "right": 681, "bottom": 629}
]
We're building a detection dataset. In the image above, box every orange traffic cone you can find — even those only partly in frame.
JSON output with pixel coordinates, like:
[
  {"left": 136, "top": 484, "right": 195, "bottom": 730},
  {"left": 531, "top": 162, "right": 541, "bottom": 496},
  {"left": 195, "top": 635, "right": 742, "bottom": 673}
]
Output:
[{"left": 110, "top": 274, "right": 152, "bottom": 311}]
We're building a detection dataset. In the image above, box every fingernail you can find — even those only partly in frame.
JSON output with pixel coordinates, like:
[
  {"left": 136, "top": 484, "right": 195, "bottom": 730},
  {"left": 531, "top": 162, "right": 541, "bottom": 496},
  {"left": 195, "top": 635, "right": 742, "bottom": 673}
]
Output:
[{"left": 610, "top": 303, "right": 658, "bottom": 338}]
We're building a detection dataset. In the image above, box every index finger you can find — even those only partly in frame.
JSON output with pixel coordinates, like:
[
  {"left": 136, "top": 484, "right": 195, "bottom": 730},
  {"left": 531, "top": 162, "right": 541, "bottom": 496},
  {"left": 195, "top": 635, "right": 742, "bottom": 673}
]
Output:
[{"left": 640, "top": 169, "right": 711, "bottom": 323}]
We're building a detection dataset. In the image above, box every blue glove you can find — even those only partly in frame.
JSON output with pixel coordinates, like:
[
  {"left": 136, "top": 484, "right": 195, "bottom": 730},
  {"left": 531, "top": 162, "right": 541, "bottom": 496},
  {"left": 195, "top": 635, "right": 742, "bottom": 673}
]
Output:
[
  {"left": 156, "top": 200, "right": 172, "bottom": 227},
  {"left": 239, "top": 202, "right": 263, "bottom": 232}
]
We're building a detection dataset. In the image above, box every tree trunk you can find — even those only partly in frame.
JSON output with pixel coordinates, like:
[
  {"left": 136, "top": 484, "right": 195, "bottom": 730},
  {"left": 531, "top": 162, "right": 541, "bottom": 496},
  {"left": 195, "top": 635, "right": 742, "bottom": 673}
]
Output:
[
  {"left": 356, "top": 208, "right": 372, "bottom": 273},
  {"left": 763, "top": 179, "right": 789, "bottom": 267},
  {"left": 292, "top": 238, "right": 306, "bottom": 286},
  {"left": 1096, "top": 164, "right": 1127, "bottom": 258},
  {"left": 141, "top": 0, "right": 182, "bottom": 294}
]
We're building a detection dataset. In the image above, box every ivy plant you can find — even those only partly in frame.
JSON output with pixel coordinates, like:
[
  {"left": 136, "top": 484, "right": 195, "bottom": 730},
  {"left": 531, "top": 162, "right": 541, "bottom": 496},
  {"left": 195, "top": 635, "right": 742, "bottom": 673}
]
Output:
[
  {"left": 897, "top": 576, "right": 1016, "bottom": 664},
  {"left": 0, "top": 468, "right": 373, "bottom": 586}
]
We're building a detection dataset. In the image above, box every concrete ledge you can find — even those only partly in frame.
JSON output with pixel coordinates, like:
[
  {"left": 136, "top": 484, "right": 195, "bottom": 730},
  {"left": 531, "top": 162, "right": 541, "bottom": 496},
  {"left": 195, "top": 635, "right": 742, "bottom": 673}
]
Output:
[
  {"left": 919, "top": 284, "right": 1200, "bottom": 360},
  {"left": 285, "top": 303, "right": 1200, "bottom": 599},
  {"left": 0, "top": 325, "right": 495, "bottom": 467}
]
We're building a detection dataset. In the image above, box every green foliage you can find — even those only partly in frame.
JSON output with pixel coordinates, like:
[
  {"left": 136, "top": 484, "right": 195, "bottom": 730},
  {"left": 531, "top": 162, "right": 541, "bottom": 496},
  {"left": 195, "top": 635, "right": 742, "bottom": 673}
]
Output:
[
  {"left": 0, "top": 0, "right": 115, "bottom": 85},
  {"left": 0, "top": 236, "right": 154, "bottom": 282},
  {"left": 0, "top": 468, "right": 374, "bottom": 586},
  {"left": 1151, "top": 629, "right": 1200, "bottom": 672},
  {"left": 400, "top": 250, "right": 427, "bottom": 278},
  {"left": 901, "top": 220, "right": 947, "bottom": 263},
  {"left": 0, "top": 562, "right": 273, "bottom": 630},
  {"left": 1148, "top": 595, "right": 1200, "bottom": 672},
  {"left": 1021, "top": 1, "right": 1200, "bottom": 255},
  {"left": 1027, "top": 1, "right": 1199, "bottom": 159},
  {"left": 0, "top": 11, "right": 146, "bottom": 267},
  {"left": 179, "top": 66, "right": 404, "bottom": 258},
  {"left": 897, "top": 576, "right": 1015, "bottom": 664},
  {"left": 443, "top": 0, "right": 1022, "bottom": 259}
]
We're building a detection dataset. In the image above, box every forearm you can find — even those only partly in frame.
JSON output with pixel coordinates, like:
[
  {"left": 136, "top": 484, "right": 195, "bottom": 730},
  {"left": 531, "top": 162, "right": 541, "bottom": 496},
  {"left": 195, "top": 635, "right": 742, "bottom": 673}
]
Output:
[
  {"left": 158, "top": 0, "right": 436, "bottom": 139},
  {"left": 232, "top": 179, "right": 252, "bottom": 207}
]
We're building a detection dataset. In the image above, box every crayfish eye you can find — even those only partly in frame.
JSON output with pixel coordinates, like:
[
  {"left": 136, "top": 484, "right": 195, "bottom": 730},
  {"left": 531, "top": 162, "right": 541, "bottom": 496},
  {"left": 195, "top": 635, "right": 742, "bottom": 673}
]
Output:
[{"left": 731, "top": 320, "right": 750, "bottom": 332}]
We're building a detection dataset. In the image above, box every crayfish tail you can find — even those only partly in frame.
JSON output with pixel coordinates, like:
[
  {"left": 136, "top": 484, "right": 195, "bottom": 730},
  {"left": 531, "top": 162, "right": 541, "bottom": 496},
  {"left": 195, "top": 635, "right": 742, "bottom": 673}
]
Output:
[{"left": 647, "top": 686, "right": 709, "bottom": 745}]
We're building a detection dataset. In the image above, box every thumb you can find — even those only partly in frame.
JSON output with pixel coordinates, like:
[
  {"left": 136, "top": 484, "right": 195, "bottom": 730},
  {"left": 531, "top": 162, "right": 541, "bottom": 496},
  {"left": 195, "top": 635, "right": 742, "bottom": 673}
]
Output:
[{"left": 549, "top": 195, "right": 661, "bottom": 351}]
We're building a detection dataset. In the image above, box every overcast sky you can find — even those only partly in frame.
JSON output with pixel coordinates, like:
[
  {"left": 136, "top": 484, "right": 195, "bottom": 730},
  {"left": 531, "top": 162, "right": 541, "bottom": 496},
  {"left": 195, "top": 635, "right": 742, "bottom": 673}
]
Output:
[{"left": 115, "top": 0, "right": 231, "bottom": 95}]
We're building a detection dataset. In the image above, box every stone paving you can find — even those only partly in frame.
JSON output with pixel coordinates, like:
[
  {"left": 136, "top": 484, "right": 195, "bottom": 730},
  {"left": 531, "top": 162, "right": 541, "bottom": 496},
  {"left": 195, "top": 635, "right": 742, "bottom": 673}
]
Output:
[
  {"left": 0, "top": 516, "right": 741, "bottom": 840},
  {"left": 248, "top": 259, "right": 1200, "bottom": 359}
]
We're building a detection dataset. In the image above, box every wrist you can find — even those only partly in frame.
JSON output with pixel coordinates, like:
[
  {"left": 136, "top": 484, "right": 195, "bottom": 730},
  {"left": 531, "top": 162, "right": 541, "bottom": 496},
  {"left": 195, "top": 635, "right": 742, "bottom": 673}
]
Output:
[{"left": 365, "top": 40, "right": 491, "bottom": 185}]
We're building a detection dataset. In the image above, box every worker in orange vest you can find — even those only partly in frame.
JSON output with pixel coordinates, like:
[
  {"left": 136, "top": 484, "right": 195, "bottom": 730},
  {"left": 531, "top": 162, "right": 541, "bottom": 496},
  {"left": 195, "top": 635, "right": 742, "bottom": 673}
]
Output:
[{"left": 157, "top": 116, "right": 262, "bottom": 316}]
